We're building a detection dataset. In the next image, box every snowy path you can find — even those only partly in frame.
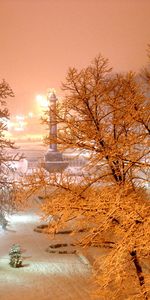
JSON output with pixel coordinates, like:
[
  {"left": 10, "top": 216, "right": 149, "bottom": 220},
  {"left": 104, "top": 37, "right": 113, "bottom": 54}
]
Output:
[{"left": 0, "top": 210, "right": 92, "bottom": 300}]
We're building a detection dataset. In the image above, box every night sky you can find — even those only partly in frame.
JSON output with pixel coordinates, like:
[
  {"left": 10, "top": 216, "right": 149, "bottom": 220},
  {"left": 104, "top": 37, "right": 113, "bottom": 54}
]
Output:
[{"left": 0, "top": 0, "right": 150, "bottom": 114}]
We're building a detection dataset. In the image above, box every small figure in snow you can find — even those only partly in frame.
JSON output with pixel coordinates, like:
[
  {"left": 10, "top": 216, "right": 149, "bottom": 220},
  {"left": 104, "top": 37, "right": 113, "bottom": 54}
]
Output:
[{"left": 9, "top": 244, "right": 23, "bottom": 268}]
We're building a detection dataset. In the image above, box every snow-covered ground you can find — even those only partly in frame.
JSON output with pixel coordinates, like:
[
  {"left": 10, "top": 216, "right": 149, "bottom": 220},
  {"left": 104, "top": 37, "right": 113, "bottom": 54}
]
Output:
[{"left": 0, "top": 208, "right": 92, "bottom": 300}]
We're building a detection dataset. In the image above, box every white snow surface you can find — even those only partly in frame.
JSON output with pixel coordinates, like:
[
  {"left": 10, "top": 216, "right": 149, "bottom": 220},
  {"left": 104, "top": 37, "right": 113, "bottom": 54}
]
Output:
[{"left": 0, "top": 208, "right": 92, "bottom": 300}]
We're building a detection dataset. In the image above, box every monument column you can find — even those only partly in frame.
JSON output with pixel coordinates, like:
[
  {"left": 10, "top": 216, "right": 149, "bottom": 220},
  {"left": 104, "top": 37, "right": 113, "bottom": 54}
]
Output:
[
  {"left": 48, "top": 90, "right": 57, "bottom": 152},
  {"left": 44, "top": 90, "right": 68, "bottom": 173}
]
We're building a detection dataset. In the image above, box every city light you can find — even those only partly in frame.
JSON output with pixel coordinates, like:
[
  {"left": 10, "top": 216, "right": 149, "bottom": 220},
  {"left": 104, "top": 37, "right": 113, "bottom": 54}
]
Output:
[
  {"left": 36, "top": 94, "right": 49, "bottom": 108},
  {"left": 28, "top": 112, "right": 34, "bottom": 118},
  {"left": 5, "top": 111, "right": 46, "bottom": 142}
]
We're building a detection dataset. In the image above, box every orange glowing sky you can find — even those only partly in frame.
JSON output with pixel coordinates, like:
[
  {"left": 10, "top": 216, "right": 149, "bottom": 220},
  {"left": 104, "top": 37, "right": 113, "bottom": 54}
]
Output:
[{"left": 0, "top": 0, "right": 150, "bottom": 115}]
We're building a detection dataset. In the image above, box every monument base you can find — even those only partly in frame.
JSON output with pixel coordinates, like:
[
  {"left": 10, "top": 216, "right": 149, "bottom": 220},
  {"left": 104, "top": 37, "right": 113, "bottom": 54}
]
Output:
[{"left": 44, "top": 150, "right": 68, "bottom": 173}]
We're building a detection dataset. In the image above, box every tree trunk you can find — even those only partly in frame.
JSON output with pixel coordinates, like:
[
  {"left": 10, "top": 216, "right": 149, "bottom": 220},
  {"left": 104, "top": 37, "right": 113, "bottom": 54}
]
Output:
[{"left": 130, "top": 250, "right": 148, "bottom": 300}]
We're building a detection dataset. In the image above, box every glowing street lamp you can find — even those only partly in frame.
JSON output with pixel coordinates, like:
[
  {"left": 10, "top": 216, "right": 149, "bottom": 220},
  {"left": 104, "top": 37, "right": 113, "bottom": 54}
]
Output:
[{"left": 36, "top": 94, "right": 48, "bottom": 109}]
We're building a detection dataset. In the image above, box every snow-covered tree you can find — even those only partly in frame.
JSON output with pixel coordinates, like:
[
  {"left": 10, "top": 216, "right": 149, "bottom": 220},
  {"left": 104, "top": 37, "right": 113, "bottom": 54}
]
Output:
[
  {"left": 0, "top": 79, "right": 21, "bottom": 216},
  {"left": 23, "top": 55, "right": 150, "bottom": 299},
  {"left": 42, "top": 55, "right": 149, "bottom": 187},
  {"left": 141, "top": 44, "right": 150, "bottom": 86}
]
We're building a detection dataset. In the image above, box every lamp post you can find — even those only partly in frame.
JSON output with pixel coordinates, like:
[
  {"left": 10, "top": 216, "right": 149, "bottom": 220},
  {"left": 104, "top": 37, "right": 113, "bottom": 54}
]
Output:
[{"left": 44, "top": 89, "right": 68, "bottom": 173}]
